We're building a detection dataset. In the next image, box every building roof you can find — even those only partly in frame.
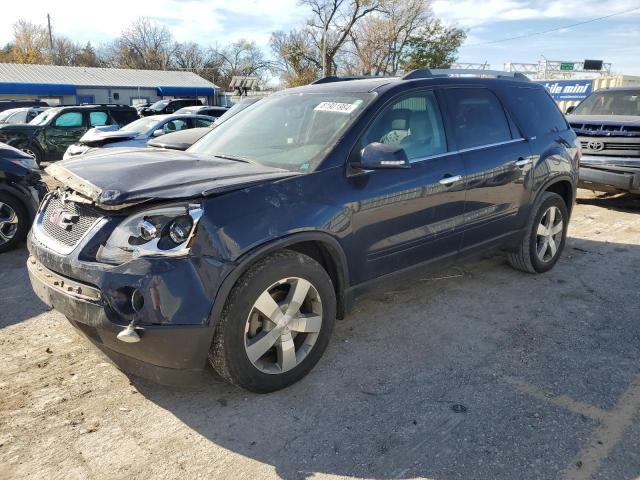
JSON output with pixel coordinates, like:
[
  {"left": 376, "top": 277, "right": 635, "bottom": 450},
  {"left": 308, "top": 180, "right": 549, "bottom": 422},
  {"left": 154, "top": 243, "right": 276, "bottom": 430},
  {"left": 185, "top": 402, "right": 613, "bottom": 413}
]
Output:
[{"left": 0, "top": 63, "right": 217, "bottom": 89}]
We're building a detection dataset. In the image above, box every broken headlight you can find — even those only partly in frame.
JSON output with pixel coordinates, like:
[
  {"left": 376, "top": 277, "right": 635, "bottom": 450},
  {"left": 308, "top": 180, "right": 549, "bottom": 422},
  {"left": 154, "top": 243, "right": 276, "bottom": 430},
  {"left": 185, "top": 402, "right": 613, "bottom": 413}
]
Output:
[{"left": 96, "top": 203, "right": 203, "bottom": 264}]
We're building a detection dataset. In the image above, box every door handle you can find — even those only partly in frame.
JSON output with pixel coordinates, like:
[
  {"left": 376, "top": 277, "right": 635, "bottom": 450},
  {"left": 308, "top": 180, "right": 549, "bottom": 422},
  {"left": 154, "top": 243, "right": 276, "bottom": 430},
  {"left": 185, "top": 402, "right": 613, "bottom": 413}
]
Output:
[
  {"left": 515, "top": 157, "right": 532, "bottom": 167},
  {"left": 439, "top": 174, "right": 462, "bottom": 186}
]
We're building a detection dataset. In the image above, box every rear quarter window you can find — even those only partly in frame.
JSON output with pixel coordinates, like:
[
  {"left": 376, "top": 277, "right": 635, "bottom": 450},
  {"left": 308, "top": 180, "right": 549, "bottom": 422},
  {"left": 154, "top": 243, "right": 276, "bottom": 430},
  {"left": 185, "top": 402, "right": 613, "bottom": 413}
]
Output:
[
  {"left": 443, "top": 88, "right": 514, "bottom": 150},
  {"left": 110, "top": 109, "right": 139, "bottom": 126},
  {"left": 506, "top": 86, "right": 569, "bottom": 137}
]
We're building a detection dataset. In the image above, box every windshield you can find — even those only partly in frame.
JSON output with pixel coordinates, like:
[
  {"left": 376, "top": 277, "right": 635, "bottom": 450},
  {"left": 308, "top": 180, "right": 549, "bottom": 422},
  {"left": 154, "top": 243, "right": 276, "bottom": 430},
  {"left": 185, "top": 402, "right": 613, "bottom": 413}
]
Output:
[
  {"left": 0, "top": 109, "right": 16, "bottom": 122},
  {"left": 120, "top": 117, "right": 162, "bottom": 134},
  {"left": 29, "top": 109, "right": 58, "bottom": 125},
  {"left": 214, "top": 98, "right": 259, "bottom": 124},
  {"left": 573, "top": 90, "right": 640, "bottom": 116},
  {"left": 150, "top": 100, "right": 169, "bottom": 112},
  {"left": 188, "top": 92, "right": 373, "bottom": 171}
]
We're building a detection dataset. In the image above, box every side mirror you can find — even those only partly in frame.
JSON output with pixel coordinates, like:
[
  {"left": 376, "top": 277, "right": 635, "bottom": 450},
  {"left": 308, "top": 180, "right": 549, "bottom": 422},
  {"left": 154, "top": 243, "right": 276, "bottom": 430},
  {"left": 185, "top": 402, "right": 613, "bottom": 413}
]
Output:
[
  {"left": 353, "top": 142, "right": 410, "bottom": 170},
  {"left": 152, "top": 129, "right": 164, "bottom": 137},
  {"left": 565, "top": 106, "right": 576, "bottom": 114}
]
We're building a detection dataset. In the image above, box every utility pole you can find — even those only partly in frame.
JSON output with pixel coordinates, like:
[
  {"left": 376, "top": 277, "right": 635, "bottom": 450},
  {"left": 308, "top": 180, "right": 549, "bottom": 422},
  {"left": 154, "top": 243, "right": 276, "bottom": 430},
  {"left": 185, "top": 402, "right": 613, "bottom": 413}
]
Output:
[{"left": 47, "top": 14, "right": 54, "bottom": 64}]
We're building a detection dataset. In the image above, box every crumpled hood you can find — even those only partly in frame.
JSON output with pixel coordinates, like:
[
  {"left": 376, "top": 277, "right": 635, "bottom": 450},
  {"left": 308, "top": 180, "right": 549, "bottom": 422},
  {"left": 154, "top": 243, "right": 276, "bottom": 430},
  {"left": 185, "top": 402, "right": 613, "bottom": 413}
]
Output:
[
  {"left": 46, "top": 148, "right": 300, "bottom": 209},
  {"left": 78, "top": 128, "right": 138, "bottom": 146}
]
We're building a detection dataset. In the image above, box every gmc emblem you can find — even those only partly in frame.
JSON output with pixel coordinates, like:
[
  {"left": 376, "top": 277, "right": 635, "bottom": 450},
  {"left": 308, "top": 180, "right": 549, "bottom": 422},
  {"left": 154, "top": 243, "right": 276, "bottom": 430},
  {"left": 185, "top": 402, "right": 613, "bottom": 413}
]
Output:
[{"left": 49, "top": 208, "right": 79, "bottom": 231}]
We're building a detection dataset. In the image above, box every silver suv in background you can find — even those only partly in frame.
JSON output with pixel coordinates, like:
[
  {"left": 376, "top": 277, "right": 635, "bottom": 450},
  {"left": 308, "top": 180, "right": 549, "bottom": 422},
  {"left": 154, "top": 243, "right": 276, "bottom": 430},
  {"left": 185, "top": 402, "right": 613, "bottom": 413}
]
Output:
[
  {"left": 567, "top": 86, "right": 640, "bottom": 194},
  {"left": 0, "top": 107, "right": 50, "bottom": 125},
  {"left": 64, "top": 114, "right": 215, "bottom": 159}
]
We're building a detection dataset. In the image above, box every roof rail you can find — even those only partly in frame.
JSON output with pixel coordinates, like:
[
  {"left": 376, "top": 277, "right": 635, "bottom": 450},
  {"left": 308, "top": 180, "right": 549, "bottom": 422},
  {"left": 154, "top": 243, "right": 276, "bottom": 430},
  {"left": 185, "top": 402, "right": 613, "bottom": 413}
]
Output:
[
  {"left": 55, "top": 103, "right": 135, "bottom": 108},
  {"left": 312, "top": 75, "right": 389, "bottom": 84},
  {"left": 401, "top": 69, "right": 530, "bottom": 82}
]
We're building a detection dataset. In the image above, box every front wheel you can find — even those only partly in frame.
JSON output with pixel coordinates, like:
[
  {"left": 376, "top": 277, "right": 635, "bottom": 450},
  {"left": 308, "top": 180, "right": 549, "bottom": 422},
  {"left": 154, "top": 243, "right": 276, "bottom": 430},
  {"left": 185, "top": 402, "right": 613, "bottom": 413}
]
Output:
[
  {"left": 508, "top": 192, "right": 569, "bottom": 273},
  {"left": 0, "top": 192, "right": 29, "bottom": 253},
  {"left": 209, "top": 250, "right": 336, "bottom": 393}
]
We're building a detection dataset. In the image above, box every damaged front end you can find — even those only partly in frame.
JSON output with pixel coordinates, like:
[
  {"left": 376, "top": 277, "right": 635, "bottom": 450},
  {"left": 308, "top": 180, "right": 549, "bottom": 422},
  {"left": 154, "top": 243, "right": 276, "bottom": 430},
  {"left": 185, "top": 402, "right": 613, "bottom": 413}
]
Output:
[
  {"left": 26, "top": 149, "right": 300, "bottom": 383},
  {"left": 26, "top": 187, "right": 231, "bottom": 384}
]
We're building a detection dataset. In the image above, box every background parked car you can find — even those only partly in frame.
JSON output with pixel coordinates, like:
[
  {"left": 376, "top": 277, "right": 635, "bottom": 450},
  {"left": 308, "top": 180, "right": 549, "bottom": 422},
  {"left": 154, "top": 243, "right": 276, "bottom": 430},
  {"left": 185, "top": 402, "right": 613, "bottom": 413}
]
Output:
[
  {"left": 0, "top": 104, "right": 138, "bottom": 165},
  {"left": 0, "top": 99, "right": 49, "bottom": 113},
  {"left": 566, "top": 86, "right": 640, "bottom": 195},
  {"left": 0, "top": 107, "right": 50, "bottom": 125},
  {"left": 139, "top": 99, "right": 202, "bottom": 117},
  {"left": 147, "top": 98, "right": 262, "bottom": 151},
  {"left": 0, "top": 142, "right": 47, "bottom": 252},
  {"left": 147, "top": 127, "right": 210, "bottom": 151},
  {"left": 133, "top": 102, "right": 153, "bottom": 115},
  {"left": 175, "top": 105, "right": 229, "bottom": 119},
  {"left": 64, "top": 114, "right": 215, "bottom": 159}
]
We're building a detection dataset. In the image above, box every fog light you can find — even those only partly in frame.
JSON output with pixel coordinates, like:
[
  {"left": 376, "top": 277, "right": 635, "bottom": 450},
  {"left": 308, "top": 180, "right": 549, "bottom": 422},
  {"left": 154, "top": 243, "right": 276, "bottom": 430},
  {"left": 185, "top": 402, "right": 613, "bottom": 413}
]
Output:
[{"left": 131, "top": 288, "right": 144, "bottom": 312}]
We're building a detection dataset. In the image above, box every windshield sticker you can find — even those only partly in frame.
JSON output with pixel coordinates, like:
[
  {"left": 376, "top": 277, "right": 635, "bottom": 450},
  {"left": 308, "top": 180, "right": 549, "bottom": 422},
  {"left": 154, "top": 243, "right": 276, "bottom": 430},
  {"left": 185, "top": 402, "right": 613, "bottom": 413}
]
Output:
[{"left": 314, "top": 102, "right": 359, "bottom": 114}]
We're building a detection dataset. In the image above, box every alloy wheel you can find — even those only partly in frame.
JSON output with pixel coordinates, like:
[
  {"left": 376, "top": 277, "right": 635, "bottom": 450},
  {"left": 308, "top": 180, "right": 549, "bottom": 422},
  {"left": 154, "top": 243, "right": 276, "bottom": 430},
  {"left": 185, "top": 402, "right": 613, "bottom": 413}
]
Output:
[
  {"left": 244, "top": 277, "right": 323, "bottom": 374},
  {"left": 0, "top": 202, "right": 19, "bottom": 245},
  {"left": 22, "top": 148, "right": 37, "bottom": 159},
  {"left": 535, "top": 206, "right": 563, "bottom": 262}
]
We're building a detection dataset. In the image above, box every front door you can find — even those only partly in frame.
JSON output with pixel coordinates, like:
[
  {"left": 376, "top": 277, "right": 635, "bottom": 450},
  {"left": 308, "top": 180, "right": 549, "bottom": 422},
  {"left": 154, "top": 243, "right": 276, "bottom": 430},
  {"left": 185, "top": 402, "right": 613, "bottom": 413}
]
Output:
[
  {"left": 44, "top": 110, "right": 87, "bottom": 160},
  {"left": 441, "top": 87, "right": 533, "bottom": 250},
  {"left": 348, "top": 90, "right": 466, "bottom": 284}
]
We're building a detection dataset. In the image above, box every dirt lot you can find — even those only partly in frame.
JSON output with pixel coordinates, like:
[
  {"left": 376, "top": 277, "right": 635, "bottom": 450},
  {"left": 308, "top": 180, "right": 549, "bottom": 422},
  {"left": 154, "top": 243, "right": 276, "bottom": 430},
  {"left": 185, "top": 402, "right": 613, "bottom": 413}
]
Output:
[{"left": 1, "top": 190, "right": 639, "bottom": 480}]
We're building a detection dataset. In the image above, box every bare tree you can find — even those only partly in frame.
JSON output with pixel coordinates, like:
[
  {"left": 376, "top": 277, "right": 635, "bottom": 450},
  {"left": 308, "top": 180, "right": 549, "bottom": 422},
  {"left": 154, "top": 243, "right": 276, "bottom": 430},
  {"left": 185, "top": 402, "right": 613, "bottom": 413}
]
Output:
[
  {"left": 51, "top": 37, "right": 82, "bottom": 66},
  {"left": 111, "top": 18, "right": 175, "bottom": 70},
  {"left": 270, "top": 30, "right": 320, "bottom": 87},
  {"left": 173, "top": 42, "right": 211, "bottom": 72},
  {"left": 211, "top": 40, "right": 273, "bottom": 90},
  {"left": 301, "top": 0, "right": 383, "bottom": 77},
  {"left": 349, "top": 0, "right": 429, "bottom": 75}
]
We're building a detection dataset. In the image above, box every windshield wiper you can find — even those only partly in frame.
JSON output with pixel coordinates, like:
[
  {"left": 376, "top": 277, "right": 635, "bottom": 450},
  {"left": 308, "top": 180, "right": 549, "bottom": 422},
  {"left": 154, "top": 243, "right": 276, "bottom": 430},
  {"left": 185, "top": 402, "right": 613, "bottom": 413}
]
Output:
[{"left": 212, "top": 154, "right": 256, "bottom": 164}]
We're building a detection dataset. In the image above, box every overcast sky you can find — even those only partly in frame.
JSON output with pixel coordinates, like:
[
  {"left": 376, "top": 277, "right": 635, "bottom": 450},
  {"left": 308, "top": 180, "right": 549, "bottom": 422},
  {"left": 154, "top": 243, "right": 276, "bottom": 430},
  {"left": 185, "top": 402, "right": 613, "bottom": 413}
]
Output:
[{"left": 1, "top": 0, "right": 639, "bottom": 75}]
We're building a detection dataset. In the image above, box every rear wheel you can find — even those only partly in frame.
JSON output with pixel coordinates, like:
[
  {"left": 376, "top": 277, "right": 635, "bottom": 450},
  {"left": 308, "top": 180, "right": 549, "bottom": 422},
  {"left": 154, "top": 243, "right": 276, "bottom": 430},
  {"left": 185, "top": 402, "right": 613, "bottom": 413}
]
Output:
[
  {"left": 209, "top": 250, "right": 336, "bottom": 393},
  {"left": 0, "top": 192, "right": 29, "bottom": 253},
  {"left": 508, "top": 192, "right": 568, "bottom": 273}
]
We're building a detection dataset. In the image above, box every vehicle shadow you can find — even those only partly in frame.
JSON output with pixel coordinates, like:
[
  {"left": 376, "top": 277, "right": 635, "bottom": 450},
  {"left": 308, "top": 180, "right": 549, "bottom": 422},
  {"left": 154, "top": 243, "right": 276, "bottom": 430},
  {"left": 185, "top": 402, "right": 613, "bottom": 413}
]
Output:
[
  {"left": 132, "top": 235, "right": 640, "bottom": 480},
  {"left": 0, "top": 246, "right": 50, "bottom": 329},
  {"left": 576, "top": 189, "right": 640, "bottom": 212}
]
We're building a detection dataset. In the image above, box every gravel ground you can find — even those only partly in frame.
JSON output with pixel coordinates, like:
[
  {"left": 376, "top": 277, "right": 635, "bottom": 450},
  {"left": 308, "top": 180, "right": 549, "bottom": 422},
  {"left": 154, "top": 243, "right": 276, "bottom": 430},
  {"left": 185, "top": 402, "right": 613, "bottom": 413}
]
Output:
[{"left": 1, "top": 190, "right": 639, "bottom": 480}]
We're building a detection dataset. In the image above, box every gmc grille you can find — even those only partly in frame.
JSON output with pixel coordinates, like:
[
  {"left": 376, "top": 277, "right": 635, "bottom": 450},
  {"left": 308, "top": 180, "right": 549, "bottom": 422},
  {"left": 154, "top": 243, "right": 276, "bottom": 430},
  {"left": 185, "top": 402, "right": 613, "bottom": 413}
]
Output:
[{"left": 40, "top": 195, "right": 102, "bottom": 248}]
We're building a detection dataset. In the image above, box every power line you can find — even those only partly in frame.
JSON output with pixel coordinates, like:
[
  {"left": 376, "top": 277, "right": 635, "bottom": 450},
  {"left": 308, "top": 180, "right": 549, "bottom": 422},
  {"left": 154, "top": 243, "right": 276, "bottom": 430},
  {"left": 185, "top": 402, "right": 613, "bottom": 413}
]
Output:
[{"left": 465, "top": 5, "right": 640, "bottom": 47}]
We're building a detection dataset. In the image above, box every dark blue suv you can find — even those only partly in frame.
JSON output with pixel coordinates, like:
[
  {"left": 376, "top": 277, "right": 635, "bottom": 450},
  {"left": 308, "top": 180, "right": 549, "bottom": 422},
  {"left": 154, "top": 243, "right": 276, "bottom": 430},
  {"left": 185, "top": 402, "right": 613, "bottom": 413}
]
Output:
[{"left": 27, "top": 70, "right": 580, "bottom": 392}]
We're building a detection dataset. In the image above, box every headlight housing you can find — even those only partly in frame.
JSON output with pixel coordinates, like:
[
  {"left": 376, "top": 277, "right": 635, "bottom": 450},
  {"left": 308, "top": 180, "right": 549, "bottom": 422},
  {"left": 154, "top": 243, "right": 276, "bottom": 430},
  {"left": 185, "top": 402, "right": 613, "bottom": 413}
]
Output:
[
  {"left": 10, "top": 156, "right": 39, "bottom": 171},
  {"left": 96, "top": 203, "right": 203, "bottom": 264}
]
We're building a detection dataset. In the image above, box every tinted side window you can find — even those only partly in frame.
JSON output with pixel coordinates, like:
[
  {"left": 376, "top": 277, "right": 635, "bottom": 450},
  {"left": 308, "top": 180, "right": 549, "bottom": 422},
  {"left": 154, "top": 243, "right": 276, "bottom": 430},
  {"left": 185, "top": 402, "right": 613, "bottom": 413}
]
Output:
[
  {"left": 162, "top": 119, "right": 189, "bottom": 133},
  {"left": 444, "top": 88, "right": 513, "bottom": 150},
  {"left": 54, "top": 112, "right": 83, "bottom": 127},
  {"left": 363, "top": 91, "right": 447, "bottom": 161},
  {"left": 507, "top": 87, "right": 569, "bottom": 136},
  {"left": 195, "top": 118, "right": 214, "bottom": 127}
]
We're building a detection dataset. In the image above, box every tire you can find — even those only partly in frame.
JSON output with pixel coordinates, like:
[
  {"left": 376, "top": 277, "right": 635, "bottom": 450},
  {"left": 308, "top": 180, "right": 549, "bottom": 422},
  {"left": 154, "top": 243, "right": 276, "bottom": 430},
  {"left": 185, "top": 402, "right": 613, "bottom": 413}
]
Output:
[
  {"left": 21, "top": 144, "right": 43, "bottom": 167},
  {"left": 508, "top": 192, "right": 569, "bottom": 274},
  {"left": 209, "top": 250, "right": 336, "bottom": 393},
  {"left": 0, "top": 191, "right": 30, "bottom": 253}
]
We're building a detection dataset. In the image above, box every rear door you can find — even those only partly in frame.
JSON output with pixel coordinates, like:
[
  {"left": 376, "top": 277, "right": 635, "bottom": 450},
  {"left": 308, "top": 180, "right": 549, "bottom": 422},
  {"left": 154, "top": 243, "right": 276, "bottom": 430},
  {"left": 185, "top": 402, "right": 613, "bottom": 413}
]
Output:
[
  {"left": 441, "top": 87, "right": 533, "bottom": 250},
  {"left": 43, "top": 110, "right": 87, "bottom": 160},
  {"left": 349, "top": 89, "right": 466, "bottom": 283}
]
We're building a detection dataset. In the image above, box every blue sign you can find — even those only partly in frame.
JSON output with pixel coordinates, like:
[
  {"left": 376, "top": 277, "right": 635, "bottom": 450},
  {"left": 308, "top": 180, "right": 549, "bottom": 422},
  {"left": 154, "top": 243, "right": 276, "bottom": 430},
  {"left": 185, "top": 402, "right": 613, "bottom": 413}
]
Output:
[{"left": 535, "top": 79, "right": 593, "bottom": 101}]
